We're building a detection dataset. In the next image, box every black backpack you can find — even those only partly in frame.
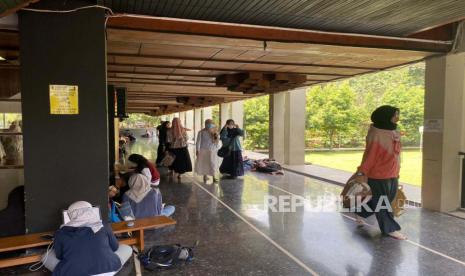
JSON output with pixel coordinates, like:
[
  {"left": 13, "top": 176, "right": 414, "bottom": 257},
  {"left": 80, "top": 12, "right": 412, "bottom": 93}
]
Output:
[{"left": 138, "top": 243, "right": 196, "bottom": 270}]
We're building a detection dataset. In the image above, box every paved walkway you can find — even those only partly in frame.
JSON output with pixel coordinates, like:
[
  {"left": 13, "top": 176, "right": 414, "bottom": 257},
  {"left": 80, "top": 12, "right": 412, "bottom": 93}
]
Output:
[{"left": 243, "top": 150, "right": 421, "bottom": 205}]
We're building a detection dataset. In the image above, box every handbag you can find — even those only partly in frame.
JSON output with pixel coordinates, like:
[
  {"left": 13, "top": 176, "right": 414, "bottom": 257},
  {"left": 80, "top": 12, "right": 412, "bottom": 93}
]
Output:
[
  {"left": 217, "top": 139, "right": 233, "bottom": 158},
  {"left": 161, "top": 151, "right": 176, "bottom": 167},
  {"left": 341, "top": 177, "right": 372, "bottom": 209},
  {"left": 392, "top": 185, "right": 406, "bottom": 217},
  {"left": 217, "top": 145, "right": 232, "bottom": 158}
]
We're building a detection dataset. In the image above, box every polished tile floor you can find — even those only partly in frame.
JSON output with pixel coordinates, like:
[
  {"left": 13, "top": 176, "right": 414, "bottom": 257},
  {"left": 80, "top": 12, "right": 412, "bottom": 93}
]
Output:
[{"left": 5, "top": 139, "right": 465, "bottom": 275}]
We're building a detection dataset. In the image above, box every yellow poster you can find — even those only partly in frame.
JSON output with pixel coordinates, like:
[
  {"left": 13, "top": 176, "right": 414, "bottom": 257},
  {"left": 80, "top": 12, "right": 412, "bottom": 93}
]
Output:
[{"left": 49, "top": 85, "right": 79, "bottom": 115}]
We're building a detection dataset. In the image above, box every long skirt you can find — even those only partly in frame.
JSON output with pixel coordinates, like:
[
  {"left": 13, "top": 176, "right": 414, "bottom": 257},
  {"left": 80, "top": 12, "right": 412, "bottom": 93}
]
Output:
[
  {"left": 356, "top": 178, "right": 401, "bottom": 234},
  {"left": 219, "top": 150, "right": 244, "bottom": 177},
  {"left": 195, "top": 149, "right": 219, "bottom": 176},
  {"left": 168, "top": 147, "right": 192, "bottom": 174},
  {"left": 155, "top": 143, "right": 166, "bottom": 165}
]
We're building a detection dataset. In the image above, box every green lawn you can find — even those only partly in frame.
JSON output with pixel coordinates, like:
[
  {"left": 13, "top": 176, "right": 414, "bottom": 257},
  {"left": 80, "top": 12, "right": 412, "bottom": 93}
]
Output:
[{"left": 305, "top": 149, "right": 422, "bottom": 186}]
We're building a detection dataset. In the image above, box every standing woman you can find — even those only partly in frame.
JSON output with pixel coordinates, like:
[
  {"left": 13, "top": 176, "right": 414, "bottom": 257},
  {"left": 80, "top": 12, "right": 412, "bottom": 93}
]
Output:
[
  {"left": 155, "top": 121, "right": 170, "bottom": 166},
  {"left": 354, "top": 105, "right": 406, "bottom": 240},
  {"left": 195, "top": 119, "right": 220, "bottom": 182},
  {"left": 167, "top": 117, "right": 192, "bottom": 180},
  {"left": 219, "top": 119, "right": 244, "bottom": 179}
]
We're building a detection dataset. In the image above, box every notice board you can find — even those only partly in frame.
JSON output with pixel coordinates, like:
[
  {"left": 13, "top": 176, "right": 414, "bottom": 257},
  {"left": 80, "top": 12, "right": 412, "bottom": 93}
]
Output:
[{"left": 49, "top": 84, "right": 79, "bottom": 114}]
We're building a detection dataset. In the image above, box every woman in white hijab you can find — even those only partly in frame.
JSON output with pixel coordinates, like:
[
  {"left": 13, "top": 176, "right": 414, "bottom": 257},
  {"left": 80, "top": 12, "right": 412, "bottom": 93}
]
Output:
[
  {"left": 122, "top": 174, "right": 175, "bottom": 218},
  {"left": 42, "top": 201, "right": 132, "bottom": 276}
]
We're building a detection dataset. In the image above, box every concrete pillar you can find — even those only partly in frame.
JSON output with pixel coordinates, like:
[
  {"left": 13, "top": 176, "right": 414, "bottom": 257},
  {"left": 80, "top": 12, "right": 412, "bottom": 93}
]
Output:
[
  {"left": 179, "top": 112, "right": 186, "bottom": 126},
  {"left": 185, "top": 110, "right": 194, "bottom": 141},
  {"left": 220, "top": 103, "right": 231, "bottom": 126},
  {"left": 203, "top": 106, "right": 213, "bottom": 121},
  {"left": 422, "top": 52, "right": 465, "bottom": 212},
  {"left": 194, "top": 108, "right": 202, "bottom": 141},
  {"left": 269, "top": 89, "right": 306, "bottom": 165},
  {"left": 231, "top": 100, "right": 244, "bottom": 128},
  {"left": 20, "top": 6, "right": 108, "bottom": 231},
  {"left": 269, "top": 92, "right": 286, "bottom": 164},
  {"left": 284, "top": 89, "right": 306, "bottom": 165}
]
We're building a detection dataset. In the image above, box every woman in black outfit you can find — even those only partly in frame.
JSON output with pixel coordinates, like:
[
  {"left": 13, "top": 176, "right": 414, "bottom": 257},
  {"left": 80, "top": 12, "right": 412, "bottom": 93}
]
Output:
[{"left": 156, "top": 121, "right": 171, "bottom": 166}]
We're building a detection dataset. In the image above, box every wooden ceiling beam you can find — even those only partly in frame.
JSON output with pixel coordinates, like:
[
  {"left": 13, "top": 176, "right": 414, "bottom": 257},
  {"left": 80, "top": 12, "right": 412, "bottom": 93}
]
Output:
[
  {"left": 107, "top": 70, "right": 216, "bottom": 78},
  {"left": 108, "top": 80, "right": 215, "bottom": 88},
  {"left": 107, "top": 62, "right": 355, "bottom": 76},
  {"left": 107, "top": 16, "right": 451, "bottom": 52},
  {"left": 127, "top": 92, "right": 249, "bottom": 98},
  {"left": 107, "top": 70, "right": 336, "bottom": 81},
  {"left": 108, "top": 53, "right": 378, "bottom": 70},
  {"left": 108, "top": 76, "right": 215, "bottom": 83}
]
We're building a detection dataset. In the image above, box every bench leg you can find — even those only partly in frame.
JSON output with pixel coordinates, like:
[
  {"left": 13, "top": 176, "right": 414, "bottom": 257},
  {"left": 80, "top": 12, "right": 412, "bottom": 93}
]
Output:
[{"left": 134, "top": 230, "right": 145, "bottom": 252}]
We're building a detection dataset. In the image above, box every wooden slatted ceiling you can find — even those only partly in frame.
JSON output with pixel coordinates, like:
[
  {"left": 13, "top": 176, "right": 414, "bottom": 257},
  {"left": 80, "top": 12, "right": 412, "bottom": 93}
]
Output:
[
  {"left": 0, "top": 0, "right": 38, "bottom": 17},
  {"left": 0, "top": 13, "right": 450, "bottom": 115},
  {"left": 98, "top": 0, "right": 465, "bottom": 37},
  {"left": 102, "top": 16, "right": 444, "bottom": 114}
]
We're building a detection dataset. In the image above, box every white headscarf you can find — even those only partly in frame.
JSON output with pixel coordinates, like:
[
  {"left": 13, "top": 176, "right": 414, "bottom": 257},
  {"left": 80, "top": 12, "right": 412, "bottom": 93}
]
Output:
[
  {"left": 63, "top": 201, "right": 103, "bottom": 233},
  {"left": 126, "top": 173, "right": 152, "bottom": 203}
]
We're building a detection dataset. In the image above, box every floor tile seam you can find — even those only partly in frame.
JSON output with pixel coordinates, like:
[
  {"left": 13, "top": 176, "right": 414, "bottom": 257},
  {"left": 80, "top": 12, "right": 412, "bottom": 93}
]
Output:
[
  {"left": 260, "top": 180, "right": 465, "bottom": 268},
  {"left": 187, "top": 176, "right": 319, "bottom": 276}
]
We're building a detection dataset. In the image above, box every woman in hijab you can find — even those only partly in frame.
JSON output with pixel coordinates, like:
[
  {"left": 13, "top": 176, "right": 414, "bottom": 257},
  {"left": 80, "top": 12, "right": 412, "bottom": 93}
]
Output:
[
  {"left": 353, "top": 105, "right": 406, "bottom": 240},
  {"left": 195, "top": 119, "right": 220, "bottom": 182},
  {"left": 166, "top": 117, "right": 192, "bottom": 180},
  {"left": 122, "top": 174, "right": 175, "bottom": 218},
  {"left": 128, "top": 153, "right": 160, "bottom": 186},
  {"left": 219, "top": 119, "right": 245, "bottom": 179},
  {"left": 42, "top": 201, "right": 132, "bottom": 276}
]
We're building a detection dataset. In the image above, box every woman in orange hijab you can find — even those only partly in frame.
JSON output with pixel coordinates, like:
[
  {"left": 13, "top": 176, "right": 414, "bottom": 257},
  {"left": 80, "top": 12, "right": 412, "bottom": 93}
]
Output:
[{"left": 166, "top": 117, "right": 192, "bottom": 180}]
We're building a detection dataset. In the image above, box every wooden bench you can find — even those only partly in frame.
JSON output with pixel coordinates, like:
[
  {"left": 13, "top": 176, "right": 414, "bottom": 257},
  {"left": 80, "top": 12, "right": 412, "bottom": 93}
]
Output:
[{"left": 0, "top": 216, "right": 176, "bottom": 269}]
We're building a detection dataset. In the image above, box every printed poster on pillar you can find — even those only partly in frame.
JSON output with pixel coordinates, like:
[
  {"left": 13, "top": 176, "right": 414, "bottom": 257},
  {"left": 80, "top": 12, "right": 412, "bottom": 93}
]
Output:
[{"left": 49, "top": 85, "right": 79, "bottom": 115}]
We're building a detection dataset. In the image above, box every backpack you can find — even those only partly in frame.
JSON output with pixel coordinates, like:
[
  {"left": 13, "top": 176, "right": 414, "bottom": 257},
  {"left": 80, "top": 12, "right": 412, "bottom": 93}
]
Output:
[{"left": 138, "top": 243, "right": 196, "bottom": 270}]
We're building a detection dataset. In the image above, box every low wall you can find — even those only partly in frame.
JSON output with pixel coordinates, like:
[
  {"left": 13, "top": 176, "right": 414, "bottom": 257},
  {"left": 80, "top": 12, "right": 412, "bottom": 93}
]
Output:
[{"left": 0, "top": 169, "right": 24, "bottom": 209}]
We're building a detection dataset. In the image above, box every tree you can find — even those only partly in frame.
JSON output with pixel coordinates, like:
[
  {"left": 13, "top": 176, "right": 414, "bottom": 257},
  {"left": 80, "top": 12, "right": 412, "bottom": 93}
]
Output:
[
  {"left": 381, "top": 85, "right": 424, "bottom": 145},
  {"left": 306, "top": 83, "right": 364, "bottom": 149},
  {"left": 120, "top": 113, "right": 160, "bottom": 128},
  {"left": 243, "top": 95, "right": 269, "bottom": 150}
]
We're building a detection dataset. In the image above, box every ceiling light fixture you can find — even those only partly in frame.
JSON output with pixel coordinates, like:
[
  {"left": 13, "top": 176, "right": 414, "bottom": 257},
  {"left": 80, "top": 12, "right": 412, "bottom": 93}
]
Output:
[{"left": 0, "top": 56, "right": 5, "bottom": 61}]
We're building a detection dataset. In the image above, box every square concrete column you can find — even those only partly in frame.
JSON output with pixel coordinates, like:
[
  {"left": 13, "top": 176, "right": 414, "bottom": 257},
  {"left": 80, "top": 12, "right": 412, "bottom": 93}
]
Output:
[
  {"left": 269, "top": 89, "right": 306, "bottom": 165},
  {"left": 284, "top": 89, "right": 306, "bottom": 165},
  {"left": 194, "top": 108, "right": 202, "bottom": 140},
  {"left": 269, "top": 92, "right": 286, "bottom": 164},
  {"left": 423, "top": 52, "right": 465, "bottom": 212},
  {"left": 220, "top": 103, "right": 232, "bottom": 126},
  {"left": 20, "top": 6, "right": 108, "bottom": 231},
  {"left": 231, "top": 100, "right": 244, "bottom": 128},
  {"left": 179, "top": 112, "right": 186, "bottom": 126},
  {"left": 203, "top": 106, "right": 213, "bottom": 121},
  {"left": 185, "top": 110, "right": 194, "bottom": 141}
]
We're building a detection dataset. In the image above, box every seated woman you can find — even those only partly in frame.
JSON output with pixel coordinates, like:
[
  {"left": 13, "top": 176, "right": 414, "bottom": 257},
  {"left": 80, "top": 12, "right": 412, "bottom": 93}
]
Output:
[
  {"left": 128, "top": 154, "right": 160, "bottom": 186},
  {"left": 122, "top": 174, "right": 175, "bottom": 218},
  {"left": 43, "top": 201, "right": 132, "bottom": 276}
]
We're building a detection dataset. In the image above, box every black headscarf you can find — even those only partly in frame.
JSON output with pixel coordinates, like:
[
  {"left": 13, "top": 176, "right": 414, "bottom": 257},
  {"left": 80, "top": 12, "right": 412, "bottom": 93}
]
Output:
[
  {"left": 370, "top": 105, "right": 399, "bottom": 130},
  {"left": 128, "top": 154, "right": 149, "bottom": 173}
]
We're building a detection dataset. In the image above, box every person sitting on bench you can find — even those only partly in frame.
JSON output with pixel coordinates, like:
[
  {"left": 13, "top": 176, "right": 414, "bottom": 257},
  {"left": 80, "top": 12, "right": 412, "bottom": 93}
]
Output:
[
  {"left": 128, "top": 154, "right": 160, "bottom": 186},
  {"left": 42, "top": 201, "right": 132, "bottom": 276},
  {"left": 122, "top": 174, "right": 175, "bottom": 218}
]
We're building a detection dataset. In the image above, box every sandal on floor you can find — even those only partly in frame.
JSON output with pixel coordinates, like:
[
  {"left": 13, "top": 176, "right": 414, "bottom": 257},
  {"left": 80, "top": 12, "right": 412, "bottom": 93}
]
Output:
[{"left": 388, "top": 231, "right": 407, "bottom": 240}]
